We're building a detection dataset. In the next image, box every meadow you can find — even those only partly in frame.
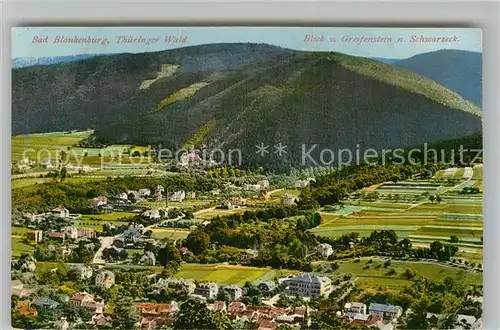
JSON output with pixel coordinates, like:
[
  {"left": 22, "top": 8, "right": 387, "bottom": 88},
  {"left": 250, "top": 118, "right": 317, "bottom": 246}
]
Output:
[
  {"left": 150, "top": 228, "right": 191, "bottom": 241},
  {"left": 330, "top": 258, "right": 482, "bottom": 292},
  {"left": 174, "top": 263, "right": 298, "bottom": 285},
  {"left": 12, "top": 130, "right": 151, "bottom": 168}
]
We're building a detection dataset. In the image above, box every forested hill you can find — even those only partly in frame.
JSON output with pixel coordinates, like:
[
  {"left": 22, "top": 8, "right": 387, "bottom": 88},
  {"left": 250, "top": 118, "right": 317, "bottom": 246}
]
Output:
[
  {"left": 394, "top": 50, "right": 482, "bottom": 108},
  {"left": 12, "top": 43, "right": 482, "bottom": 168}
]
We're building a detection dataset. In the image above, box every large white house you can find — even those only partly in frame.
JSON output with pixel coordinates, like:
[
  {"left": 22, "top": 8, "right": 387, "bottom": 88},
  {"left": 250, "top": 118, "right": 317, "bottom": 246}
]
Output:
[
  {"left": 194, "top": 282, "right": 219, "bottom": 300},
  {"left": 316, "top": 243, "right": 333, "bottom": 259},
  {"left": 282, "top": 193, "right": 297, "bottom": 207},
  {"left": 286, "top": 273, "right": 332, "bottom": 298},
  {"left": 169, "top": 190, "right": 186, "bottom": 202},
  {"left": 95, "top": 271, "right": 115, "bottom": 289}
]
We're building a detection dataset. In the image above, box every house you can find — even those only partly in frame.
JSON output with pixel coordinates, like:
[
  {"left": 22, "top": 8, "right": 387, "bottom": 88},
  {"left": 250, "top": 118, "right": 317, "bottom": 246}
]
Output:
[
  {"left": 52, "top": 205, "right": 70, "bottom": 218},
  {"left": 223, "top": 285, "right": 243, "bottom": 301},
  {"left": 220, "top": 201, "right": 238, "bottom": 210},
  {"left": 257, "top": 179, "right": 269, "bottom": 191},
  {"left": 78, "top": 228, "right": 96, "bottom": 238},
  {"left": 70, "top": 292, "right": 104, "bottom": 313},
  {"left": 134, "top": 301, "right": 179, "bottom": 317},
  {"left": 71, "top": 265, "right": 93, "bottom": 280},
  {"left": 286, "top": 273, "right": 332, "bottom": 298},
  {"left": 257, "top": 318, "right": 278, "bottom": 330},
  {"left": 194, "top": 282, "right": 219, "bottom": 300},
  {"left": 316, "top": 243, "right": 333, "bottom": 259},
  {"left": 142, "top": 208, "right": 163, "bottom": 220},
  {"left": 282, "top": 193, "right": 297, "bottom": 207},
  {"left": 140, "top": 251, "right": 156, "bottom": 266},
  {"left": 179, "top": 151, "right": 201, "bottom": 167},
  {"left": 92, "top": 314, "right": 113, "bottom": 328},
  {"left": 50, "top": 231, "right": 65, "bottom": 240},
  {"left": 32, "top": 297, "right": 59, "bottom": 309},
  {"left": 244, "top": 184, "right": 261, "bottom": 192},
  {"left": 230, "top": 196, "right": 246, "bottom": 206},
  {"left": 117, "top": 192, "right": 128, "bottom": 200},
  {"left": 63, "top": 226, "right": 78, "bottom": 239},
  {"left": 294, "top": 180, "right": 309, "bottom": 189},
  {"left": 11, "top": 280, "right": 36, "bottom": 297},
  {"left": 95, "top": 270, "right": 115, "bottom": 289},
  {"left": 90, "top": 196, "right": 108, "bottom": 207},
  {"left": 152, "top": 191, "right": 164, "bottom": 202},
  {"left": 257, "top": 281, "right": 277, "bottom": 293},
  {"left": 123, "top": 226, "right": 142, "bottom": 245},
  {"left": 207, "top": 301, "right": 227, "bottom": 312},
  {"left": 368, "top": 303, "right": 402, "bottom": 321},
  {"left": 187, "top": 191, "right": 196, "bottom": 199},
  {"left": 154, "top": 185, "right": 165, "bottom": 194},
  {"left": 27, "top": 230, "right": 43, "bottom": 243},
  {"left": 345, "top": 302, "right": 367, "bottom": 314},
  {"left": 11, "top": 280, "right": 23, "bottom": 292},
  {"left": 139, "top": 189, "right": 151, "bottom": 198},
  {"left": 227, "top": 301, "right": 246, "bottom": 313},
  {"left": 16, "top": 300, "right": 37, "bottom": 317},
  {"left": 455, "top": 314, "right": 478, "bottom": 329},
  {"left": 169, "top": 190, "right": 186, "bottom": 202}
]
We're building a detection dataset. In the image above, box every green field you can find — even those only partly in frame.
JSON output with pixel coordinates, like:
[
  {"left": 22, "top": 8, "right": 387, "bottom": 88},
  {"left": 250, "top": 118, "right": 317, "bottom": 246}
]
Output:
[
  {"left": 195, "top": 208, "right": 249, "bottom": 220},
  {"left": 270, "top": 189, "right": 301, "bottom": 198},
  {"left": 331, "top": 258, "right": 481, "bottom": 292},
  {"left": 75, "top": 219, "right": 129, "bottom": 231},
  {"left": 151, "top": 228, "right": 191, "bottom": 241},
  {"left": 310, "top": 212, "right": 436, "bottom": 238},
  {"left": 12, "top": 237, "right": 35, "bottom": 257},
  {"left": 12, "top": 130, "right": 151, "bottom": 167},
  {"left": 344, "top": 201, "right": 412, "bottom": 210},
  {"left": 11, "top": 176, "right": 108, "bottom": 189},
  {"left": 12, "top": 130, "right": 92, "bottom": 163},
  {"left": 175, "top": 263, "right": 289, "bottom": 285},
  {"left": 404, "top": 203, "right": 482, "bottom": 215}
]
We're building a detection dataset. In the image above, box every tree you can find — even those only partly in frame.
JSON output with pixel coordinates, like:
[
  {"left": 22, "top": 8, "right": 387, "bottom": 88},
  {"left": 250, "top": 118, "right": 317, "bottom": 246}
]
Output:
[
  {"left": 157, "top": 244, "right": 181, "bottom": 267},
  {"left": 429, "top": 195, "right": 436, "bottom": 203},
  {"left": 185, "top": 231, "right": 210, "bottom": 254},
  {"left": 450, "top": 236, "right": 459, "bottom": 243},
  {"left": 112, "top": 296, "right": 140, "bottom": 330},
  {"left": 59, "top": 166, "right": 68, "bottom": 182},
  {"left": 436, "top": 195, "right": 442, "bottom": 203},
  {"left": 173, "top": 300, "right": 231, "bottom": 329}
]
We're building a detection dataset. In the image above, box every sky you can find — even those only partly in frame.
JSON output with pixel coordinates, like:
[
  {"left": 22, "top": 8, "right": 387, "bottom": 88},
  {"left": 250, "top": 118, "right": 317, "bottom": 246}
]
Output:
[{"left": 11, "top": 27, "right": 482, "bottom": 59}]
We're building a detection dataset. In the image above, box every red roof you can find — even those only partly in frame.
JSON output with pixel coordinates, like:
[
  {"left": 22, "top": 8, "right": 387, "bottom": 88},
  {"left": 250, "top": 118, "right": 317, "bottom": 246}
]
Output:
[
  {"left": 211, "top": 301, "right": 226, "bottom": 310},
  {"left": 70, "top": 292, "right": 93, "bottom": 302},
  {"left": 228, "top": 301, "right": 246, "bottom": 312},
  {"left": 50, "top": 232, "right": 64, "bottom": 238},
  {"left": 257, "top": 318, "right": 278, "bottom": 330}
]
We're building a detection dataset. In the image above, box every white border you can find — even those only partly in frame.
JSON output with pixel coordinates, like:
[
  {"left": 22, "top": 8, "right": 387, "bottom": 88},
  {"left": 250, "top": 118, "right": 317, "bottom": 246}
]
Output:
[{"left": 2, "top": 1, "right": 499, "bottom": 329}]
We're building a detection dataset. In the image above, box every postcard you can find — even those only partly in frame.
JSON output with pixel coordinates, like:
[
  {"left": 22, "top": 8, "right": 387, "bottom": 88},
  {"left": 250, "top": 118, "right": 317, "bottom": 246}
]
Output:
[{"left": 11, "top": 27, "right": 483, "bottom": 330}]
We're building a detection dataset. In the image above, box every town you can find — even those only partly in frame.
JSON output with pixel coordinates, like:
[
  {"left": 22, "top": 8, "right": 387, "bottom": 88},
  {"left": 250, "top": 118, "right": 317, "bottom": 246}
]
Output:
[{"left": 11, "top": 136, "right": 483, "bottom": 330}]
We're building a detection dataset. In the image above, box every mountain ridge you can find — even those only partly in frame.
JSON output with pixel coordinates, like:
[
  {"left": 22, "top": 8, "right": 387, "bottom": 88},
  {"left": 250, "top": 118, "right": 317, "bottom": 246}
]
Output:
[
  {"left": 393, "top": 49, "right": 482, "bottom": 108},
  {"left": 12, "top": 43, "right": 482, "bottom": 168}
]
